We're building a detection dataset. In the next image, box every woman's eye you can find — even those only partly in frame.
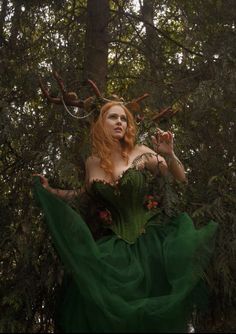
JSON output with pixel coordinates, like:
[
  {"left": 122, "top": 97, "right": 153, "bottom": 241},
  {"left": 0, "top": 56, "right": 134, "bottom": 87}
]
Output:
[{"left": 108, "top": 114, "right": 127, "bottom": 121}]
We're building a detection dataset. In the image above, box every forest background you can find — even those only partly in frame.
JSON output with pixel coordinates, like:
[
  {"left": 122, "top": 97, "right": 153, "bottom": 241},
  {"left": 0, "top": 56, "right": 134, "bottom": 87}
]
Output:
[{"left": 0, "top": 0, "right": 235, "bottom": 332}]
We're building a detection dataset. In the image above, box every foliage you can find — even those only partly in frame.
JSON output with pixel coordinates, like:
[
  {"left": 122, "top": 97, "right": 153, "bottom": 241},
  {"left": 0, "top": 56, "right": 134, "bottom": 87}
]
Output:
[{"left": 0, "top": 0, "right": 235, "bottom": 332}]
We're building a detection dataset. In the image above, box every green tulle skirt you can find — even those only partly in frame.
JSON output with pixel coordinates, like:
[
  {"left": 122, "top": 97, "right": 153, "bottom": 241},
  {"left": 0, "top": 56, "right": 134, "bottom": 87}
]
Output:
[{"left": 33, "top": 177, "right": 217, "bottom": 333}]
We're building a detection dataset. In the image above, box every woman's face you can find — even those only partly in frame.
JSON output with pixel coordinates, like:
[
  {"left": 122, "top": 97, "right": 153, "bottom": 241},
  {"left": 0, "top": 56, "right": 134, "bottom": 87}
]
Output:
[{"left": 104, "top": 105, "right": 128, "bottom": 140}]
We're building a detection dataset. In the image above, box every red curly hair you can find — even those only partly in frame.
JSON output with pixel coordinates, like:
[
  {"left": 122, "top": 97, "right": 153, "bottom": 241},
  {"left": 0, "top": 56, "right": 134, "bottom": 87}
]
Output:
[{"left": 90, "top": 101, "right": 137, "bottom": 178}]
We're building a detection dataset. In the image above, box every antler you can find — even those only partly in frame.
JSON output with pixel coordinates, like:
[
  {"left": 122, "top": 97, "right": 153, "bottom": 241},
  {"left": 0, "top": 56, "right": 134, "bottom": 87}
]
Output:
[
  {"left": 133, "top": 93, "right": 149, "bottom": 104},
  {"left": 39, "top": 70, "right": 150, "bottom": 118},
  {"left": 87, "top": 79, "right": 102, "bottom": 98},
  {"left": 39, "top": 71, "right": 95, "bottom": 108},
  {"left": 151, "top": 106, "right": 179, "bottom": 122},
  {"left": 125, "top": 93, "right": 149, "bottom": 114}
]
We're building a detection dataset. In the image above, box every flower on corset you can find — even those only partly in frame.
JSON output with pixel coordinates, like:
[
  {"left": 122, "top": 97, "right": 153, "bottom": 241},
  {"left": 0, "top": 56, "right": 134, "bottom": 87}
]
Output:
[
  {"left": 98, "top": 208, "right": 112, "bottom": 225},
  {"left": 144, "top": 194, "right": 159, "bottom": 210}
]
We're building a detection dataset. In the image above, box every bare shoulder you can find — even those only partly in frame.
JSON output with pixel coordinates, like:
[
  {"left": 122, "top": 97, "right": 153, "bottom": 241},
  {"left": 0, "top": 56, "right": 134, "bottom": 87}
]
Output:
[
  {"left": 85, "top": 155, "right": 101, "bottom": 176},
  {"left": 85, "top": 155, "right": 100, "bottom": 167},
  {"left": 85, "top": 155, "right": 102, "bottom": 185}
]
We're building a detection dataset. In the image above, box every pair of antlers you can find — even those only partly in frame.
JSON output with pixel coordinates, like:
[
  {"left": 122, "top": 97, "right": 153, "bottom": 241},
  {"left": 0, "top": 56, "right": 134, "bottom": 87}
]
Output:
[
  {"left": 39, "top": 71, "right": 149, "bottom": 112},
  {"left": 39, "top": 71, "right": 178, "bottom": 121}
]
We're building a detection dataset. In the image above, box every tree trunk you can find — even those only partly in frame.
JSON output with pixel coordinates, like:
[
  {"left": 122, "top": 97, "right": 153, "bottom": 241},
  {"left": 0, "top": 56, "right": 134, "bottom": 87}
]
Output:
[
  {"left": 0, "top": 0, "right": 8, "bottom": 47},
  {"left": 83, "top": 0, "right": 109, "bottom": 93},
  {"left": 141, "top": 0, "right": 163, "bottom": 106}
]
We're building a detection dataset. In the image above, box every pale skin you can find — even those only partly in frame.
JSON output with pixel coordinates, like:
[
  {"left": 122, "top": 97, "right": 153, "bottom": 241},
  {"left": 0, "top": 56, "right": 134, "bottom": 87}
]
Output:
[{"left": 34, "top": 105, "right": 187, "bottom": 200}]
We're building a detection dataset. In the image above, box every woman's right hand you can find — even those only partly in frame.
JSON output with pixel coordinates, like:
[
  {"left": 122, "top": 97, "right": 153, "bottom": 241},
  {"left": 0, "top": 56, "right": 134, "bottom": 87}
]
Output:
[{"left": 33, "top": 174, "right": 50, "bottom": 190}]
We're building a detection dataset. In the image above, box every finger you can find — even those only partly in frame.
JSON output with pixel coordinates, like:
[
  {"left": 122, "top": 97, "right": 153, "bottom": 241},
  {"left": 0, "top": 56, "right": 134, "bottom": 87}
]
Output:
[
  {"left": 151, "top": 135, "right": 158, "bottom": 147},
  {"left": 155, "top": 130, "right": 163, "bottom": 142},
  {"left": 151, "top": 135, "right": 157, "bottom": 144},
  {"left": 151, "top": 136, "right": 160, "bottom": 151},
  {"left": 159, "top": 132, "right": 169, "bottom": 143},
  {"left": 167, "top": 131, "right": 173, "bottom": 142},
  {"left": 156, "top": 128, "right": 164, "bottom": 135},
  {"left": 161, "top": 131, "right": 169, "bottom": 142},
  {"left": 156, "top": 133, "right": 162, "bottom": 145}
]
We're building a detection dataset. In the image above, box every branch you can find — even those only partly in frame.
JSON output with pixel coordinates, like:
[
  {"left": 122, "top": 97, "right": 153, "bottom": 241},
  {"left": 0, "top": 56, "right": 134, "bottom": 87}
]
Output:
[{"left": 111, "top": 3, "right": 204, "bottom": 58}]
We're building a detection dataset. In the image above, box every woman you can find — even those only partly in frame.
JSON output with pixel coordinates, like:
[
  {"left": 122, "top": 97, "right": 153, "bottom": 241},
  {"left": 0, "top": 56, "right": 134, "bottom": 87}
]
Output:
[{"left": 33, "top": 101, "right": 217, "bottom": 333}]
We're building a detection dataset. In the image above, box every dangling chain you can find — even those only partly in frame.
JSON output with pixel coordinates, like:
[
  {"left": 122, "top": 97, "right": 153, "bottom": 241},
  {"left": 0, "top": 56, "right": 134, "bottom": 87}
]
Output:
[{"left": 61, "top": 96, "right": 94, "bottom": 119}]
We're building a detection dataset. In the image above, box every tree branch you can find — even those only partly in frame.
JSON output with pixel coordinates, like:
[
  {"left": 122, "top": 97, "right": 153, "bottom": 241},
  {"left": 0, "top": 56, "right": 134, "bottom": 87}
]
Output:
[{"left": 111, "top": 2, "right": 204, "bottom": 58}]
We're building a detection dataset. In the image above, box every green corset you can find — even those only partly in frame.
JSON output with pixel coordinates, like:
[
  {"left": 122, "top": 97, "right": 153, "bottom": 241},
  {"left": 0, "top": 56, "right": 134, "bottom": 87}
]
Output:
[{"left": 90, "top": 168, "right": 157, "bottom": 244}]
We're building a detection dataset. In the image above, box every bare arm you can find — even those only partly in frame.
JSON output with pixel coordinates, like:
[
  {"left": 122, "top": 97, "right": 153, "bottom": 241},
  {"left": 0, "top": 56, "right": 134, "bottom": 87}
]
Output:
[
  {"left": 150, "top": 129, "right": 187, "bottom": 183},
  {"left": 33, "top": 174, "right": 83, "bottom": 201},
  {"left": 162, "top": 152, "right": 187, "bottom": 183},
  {"left": 138, "top": 136, "right": 187, "bottom": 183},
  {"left": 145, "top": 149, "right": 187, "bottom": 183},
  {"left": 47, "top": 187, "right": 81, "bottom": 200}
]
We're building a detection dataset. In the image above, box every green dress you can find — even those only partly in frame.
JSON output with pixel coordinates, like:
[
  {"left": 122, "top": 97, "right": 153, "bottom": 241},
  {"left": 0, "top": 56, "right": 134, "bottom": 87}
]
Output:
[{"left": 33, "top": 162, "right": 217, "bottom": 333}]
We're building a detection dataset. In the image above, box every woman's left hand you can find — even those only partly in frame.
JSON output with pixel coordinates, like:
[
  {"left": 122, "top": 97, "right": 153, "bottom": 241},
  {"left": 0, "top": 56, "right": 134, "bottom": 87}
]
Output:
[{"left": 151, "top": 128, "right": 174, "bottom": 156}]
